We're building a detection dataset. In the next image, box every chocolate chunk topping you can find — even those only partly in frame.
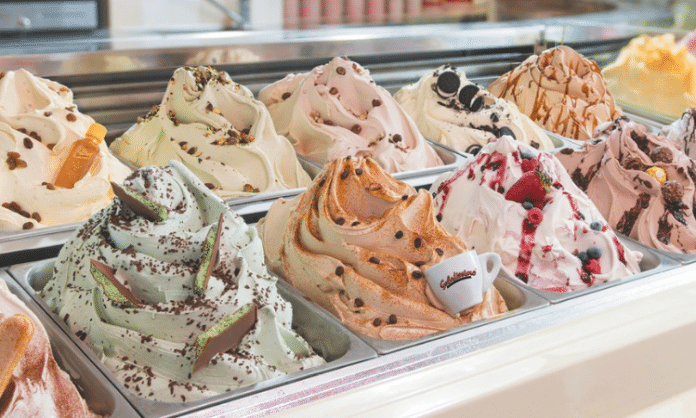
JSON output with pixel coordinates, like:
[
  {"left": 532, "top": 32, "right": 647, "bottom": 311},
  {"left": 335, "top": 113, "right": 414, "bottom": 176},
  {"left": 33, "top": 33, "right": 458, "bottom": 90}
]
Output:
[
  {"left": 23, "top": 138, "right": 33, "bottom": 149},
  {"left": 411, "top": 270, "right": 423, "bottom": 279},
  {"left": 650, "top": 146, "right": 673, "bottom": 164},
  {"left": 111, "top": 182, "right": 168, "bottom": 222},
  {"left": 388, "top": 314, "right": 397, "bottom": 324},
  {"left": 515, "top": 273, "right": 528, "bottom": 283},
  {"left": 354, "top": 298, "right": 364, "bottom": 307},
  {"left": 329, "top": 87, "right": 339, "bottom": 95},
  {"left": 355, "top": 168, "right": 363, "bottom": 175},
  {"left": 204, "top": 183, "right": 215, "bottom": 190},
  {"left": 372, "top": 99, "right": 382, "bottom": 107},
  {"left": 22, "top": 222, "right": 33, "bottom": 230},
  {"left": 369, "top": 257, "right": 380, "bottom": 264},
  {"left": 351, "top": 221, "right": 360, "bottom": 226},
  {"left": 559, "top": 147, "right": 574, "bottom": 155},
  {"left": 395, "top": 230, "right": 403, "bottom": 239},
  {"left": 351, "top": 124, "right": 362, "bottom": 134},
  {"left": 436, "top": 213, "right": 443, "bottom": 222},
  {"left": 436, "top": 248, "right": 444, "bottom": 256},
  {"left": 341, "top": 169, "right": 350, "bottom": 179},
  {"left": 334, "top": 217, "right": 345, "bottom": 225},
  {"left": 66, "top": 113, "right": 77, "bottom": 122},
  {"left": 662, "top": 181, "right": 684, "bottom": 205},
  {"left": 372, "top": 318, "right": 382, "bottom": 326},
  {"left": 335, "top": 266, "right": 345, "bottom": 276},
  {"left": 414, "top": 237, "right": 422, "bottom": 248}
]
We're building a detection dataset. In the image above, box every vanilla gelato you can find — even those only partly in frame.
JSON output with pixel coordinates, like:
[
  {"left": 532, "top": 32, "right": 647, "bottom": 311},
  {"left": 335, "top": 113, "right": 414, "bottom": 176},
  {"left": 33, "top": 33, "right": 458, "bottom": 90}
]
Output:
[
  {"left": 258, "top": 156, "right": 507, "bottom": 340},
  {"left": 110, "top": 66, "right": 310, "bottom": 199},
  {"left": 394, "top": 65, "right": 554, "bottom": 154},
  {"left": 488, "top": 46, "right": 622, "bottom": 141},
  {"left": 432, "top": 136, "right": 642, "bottom": 292},
  {"left": 258, "top": 57, "right": 443, "bottom": 173},
  {"left": 0, "top": 69, "right": 130, "bottom": 230},
  {"left": 40, "top": 161, "right": 324, "bottom": 402},
  {"left": 0, "top": 279, "right": 100, "bottom": 418},
  {"left": 557, "top": 117, "right": 696, "bottom": 254},
  {"left": 602, "top": 34, "right": 696, "bottom": 120}
]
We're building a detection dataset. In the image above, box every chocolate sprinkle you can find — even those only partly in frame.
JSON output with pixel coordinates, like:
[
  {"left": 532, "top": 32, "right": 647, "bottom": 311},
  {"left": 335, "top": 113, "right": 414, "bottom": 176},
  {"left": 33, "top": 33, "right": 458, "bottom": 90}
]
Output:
[
  {"left": 341, "top": 170, "right": 350, "bottom": 179},
  {"left": 23, "top": 138, "right": 33, "bottom": 149},
  {"left": 334, "top": 217, "right": 345, "bottom": 225},
  {"left": 395, "top": 230, "right": 403, "bottom": 239},
  {"left": 369, "top": 257, "right": 380, "bottom": 264},
  {"left": 388, "top": 314, "right": 397, "bottom": 324},
  {"left": 372, "top": 318, "right": 382, "bottom": 326},
  {"left": 335, "top": 266, "right": 344, "bottom": 276},
  {"left": 354, "top": 298, "right": 364, "bottom": 307},
  {"left": 414, "top": 237, "right": 422, "bottom": 248},
  {"left": 372, "top": 99, "right": 382, "bottom": 107},
  {"left": 411, "top": 270, "right": 423, "bottom": 279},
  {"left": 282, "top": 92, "right": 291, "bottom": 100}
]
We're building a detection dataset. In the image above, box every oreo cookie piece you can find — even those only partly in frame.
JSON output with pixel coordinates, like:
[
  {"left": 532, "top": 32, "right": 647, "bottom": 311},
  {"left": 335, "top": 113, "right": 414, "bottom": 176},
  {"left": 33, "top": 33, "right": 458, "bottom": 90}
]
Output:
[
  {"left": 458, "top": 84, "right": 480, "bottom": 110},
  {"left": 436, "top": 71, "right": 460, "bottom": 98}
]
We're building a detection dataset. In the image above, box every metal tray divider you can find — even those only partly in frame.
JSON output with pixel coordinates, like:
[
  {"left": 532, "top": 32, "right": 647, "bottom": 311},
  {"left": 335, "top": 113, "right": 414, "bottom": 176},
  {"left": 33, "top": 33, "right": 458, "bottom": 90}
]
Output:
[{"left": 8, "top": 258, "right": 377, "bottom": 418}]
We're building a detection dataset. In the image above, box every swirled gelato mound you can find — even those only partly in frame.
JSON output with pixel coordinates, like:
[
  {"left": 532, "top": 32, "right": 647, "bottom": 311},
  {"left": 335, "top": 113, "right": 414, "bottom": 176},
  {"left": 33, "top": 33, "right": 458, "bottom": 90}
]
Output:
[
  {"left": 431, "top": 136, "right": 642, "bottom": 292},
  {"left": 0, "top": 69, "right": 130, "bottom": 230},
  {"left": 257, "top": 57, "right": 443, "bottom": 173},
  {"left": 488, "top": 46, "right": 622, "bottom": 141},
  {"left": 556, "top": 117, "right": 696, "bottom": 254},
  {"left": 257, "top": 156, "right": 507, "bottom": 340},
  {"left": 40, "top": 161, "right": 324, "bottom": 402},
  {"left": 394, "top": 65, "right": 554, "bottom": 154},
  {"left": 602, "top": 34, "right": 696, "bottom": 120},
  {"left": 0, "top": 279, "right": 101, "bottom": 418},
  {"left": 110, "top": 66, "right": 310, "bottom": 199},
  {"left": 661, "top": 108, "right": 696, "bottom": 159}
]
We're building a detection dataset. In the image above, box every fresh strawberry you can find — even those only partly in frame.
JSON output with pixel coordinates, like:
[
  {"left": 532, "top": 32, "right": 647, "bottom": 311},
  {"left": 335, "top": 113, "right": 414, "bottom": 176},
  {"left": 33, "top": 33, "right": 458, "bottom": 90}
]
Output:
[
  {"left": 504, "top": 169, "right": 551, "bottom": 208},
  {"left": 584, "top": 259, "right": 601, "bottom": 274},
  {"left": 521, "top": 158, "right": 539, "bottom": 173}
]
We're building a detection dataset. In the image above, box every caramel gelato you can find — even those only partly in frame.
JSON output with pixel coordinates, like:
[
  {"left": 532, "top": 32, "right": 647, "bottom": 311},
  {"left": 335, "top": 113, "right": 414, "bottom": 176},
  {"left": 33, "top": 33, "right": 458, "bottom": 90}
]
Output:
[
  {"left": 258, "top": 156, "right": 507, "bottom": 340},
  {"left": 488, "top": 46, "right": 622, "bottom": 141}
]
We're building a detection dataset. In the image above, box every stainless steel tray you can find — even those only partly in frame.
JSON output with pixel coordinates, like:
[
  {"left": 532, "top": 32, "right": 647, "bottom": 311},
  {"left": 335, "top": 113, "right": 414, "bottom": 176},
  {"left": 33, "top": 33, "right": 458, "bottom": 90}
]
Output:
[
  {"left": 8, "top": 258, "right": 377, "bottom": 418},
  {"left": 0, "top": 270, "right": 141, "bottom": 417},
  {"left": 0, "top": 222, "right": 79, "bottom": 264},
  {"left": 352, "top": 275, "right": 550, "bottom": 355},
  {"left": 617, "top": 234, "right": 696, "bottom": 265},
  {"left": 502, "top": 237, "right": 678, "bottom": 303}
]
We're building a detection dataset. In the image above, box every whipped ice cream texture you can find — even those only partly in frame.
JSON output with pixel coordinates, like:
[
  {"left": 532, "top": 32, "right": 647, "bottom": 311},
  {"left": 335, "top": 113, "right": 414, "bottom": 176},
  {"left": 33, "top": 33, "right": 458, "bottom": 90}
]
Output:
[
  {"left": 258, "top": 57, "right": 443, "bottom": 173},
  {"left": 40, "top": 161, "right": 324, "bottom": 402},
  {"left": 431, "top": 135, "right": 642, "bottom": 292},
  {"left": 258, "top": 156, "right": 507, "bottom": 340}
]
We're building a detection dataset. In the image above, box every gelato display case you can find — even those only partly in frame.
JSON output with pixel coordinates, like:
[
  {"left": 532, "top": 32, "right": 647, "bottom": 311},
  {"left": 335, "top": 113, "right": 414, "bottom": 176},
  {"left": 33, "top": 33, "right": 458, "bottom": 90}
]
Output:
[{"left": 3, "top": 4, "right": 696, "bottom": 416}]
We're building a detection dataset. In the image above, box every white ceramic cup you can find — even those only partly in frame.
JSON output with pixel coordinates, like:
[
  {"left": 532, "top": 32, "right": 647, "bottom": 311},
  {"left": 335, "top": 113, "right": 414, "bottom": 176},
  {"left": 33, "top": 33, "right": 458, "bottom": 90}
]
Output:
[{"left": 424, "top": 250, "right": 502, "bottom": 316}]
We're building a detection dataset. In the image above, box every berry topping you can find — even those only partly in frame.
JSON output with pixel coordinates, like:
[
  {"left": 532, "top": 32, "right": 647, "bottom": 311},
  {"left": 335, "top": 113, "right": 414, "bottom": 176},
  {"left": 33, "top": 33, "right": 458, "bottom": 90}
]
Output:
[
  {"left": 521, "top": 158, "right": 539, "bottom": 173},
  {"left": 504, "top": 170, "right": 551, "bottom": 208},
  {"left": 577, "top": 251, "right": 588, "bottom": 261},
  {"left": 590, "top": 221, "right": 602, "bottom": 231},
  {"left": 436, "top": 71, "right": 460, "bottom": 97},
  {"left": 521, "top": 201, "right": 534, "bottom": 210},
  {"left": 584, "top": 259, "right": 601, "bottom": 274},
  {"left": 520, "top": 150, "right": 537, "bottom": 160},
  {"left": 587, "top": 246, "right": 602, "bottom": 259},
  {"left": 645, "top": 166, "right": 667, "bottom": 184},
  {"left": 526, "top": 207, "right": 543, "bottom": 226}
]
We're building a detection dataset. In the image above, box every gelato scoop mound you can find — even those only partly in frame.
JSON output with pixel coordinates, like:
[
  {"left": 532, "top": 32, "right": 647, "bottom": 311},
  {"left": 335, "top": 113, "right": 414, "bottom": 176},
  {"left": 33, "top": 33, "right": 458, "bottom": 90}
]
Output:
[{"left": 258, "top": 156, "right": 507, "bottom": 340}]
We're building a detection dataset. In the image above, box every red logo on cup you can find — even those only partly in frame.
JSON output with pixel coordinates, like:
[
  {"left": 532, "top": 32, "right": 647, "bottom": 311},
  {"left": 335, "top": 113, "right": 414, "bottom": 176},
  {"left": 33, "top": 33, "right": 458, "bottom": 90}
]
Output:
[{"left": 439, "top": 269, "right": 476, "bottom": 289}]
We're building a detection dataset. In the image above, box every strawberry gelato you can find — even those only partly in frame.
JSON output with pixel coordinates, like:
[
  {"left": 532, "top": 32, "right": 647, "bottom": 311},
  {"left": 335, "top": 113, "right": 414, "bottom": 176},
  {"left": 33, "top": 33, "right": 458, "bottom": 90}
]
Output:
[{"left": 431, "top": 135, "right": 642, "bottom": 292}]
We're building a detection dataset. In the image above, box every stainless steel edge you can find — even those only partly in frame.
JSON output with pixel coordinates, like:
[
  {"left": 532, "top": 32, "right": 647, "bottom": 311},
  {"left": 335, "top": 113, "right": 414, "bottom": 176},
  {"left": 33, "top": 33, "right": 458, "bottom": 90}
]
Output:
[
  {"left": 0, "top": 269, "right": 142, "bottom": 418},
  {"left": 618, "top": 234, "right": 696, "bottom": 265},
  {"left": 503, "top": 236, "right": 680, "bottom": 303},
  {"left": 8, "top": 258, "right": 377, "bottom": 418}
]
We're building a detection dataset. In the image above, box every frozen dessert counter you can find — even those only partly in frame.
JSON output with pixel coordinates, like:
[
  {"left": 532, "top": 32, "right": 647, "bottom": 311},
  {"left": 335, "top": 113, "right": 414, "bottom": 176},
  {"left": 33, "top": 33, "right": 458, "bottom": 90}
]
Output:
[{"left": 3, "top": 22, "right": 696, "bottom": 417}]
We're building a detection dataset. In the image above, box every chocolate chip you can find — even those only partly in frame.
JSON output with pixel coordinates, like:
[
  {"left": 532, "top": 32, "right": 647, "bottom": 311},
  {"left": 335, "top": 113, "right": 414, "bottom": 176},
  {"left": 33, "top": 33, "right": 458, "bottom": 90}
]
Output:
[
  {"left": 354, "top": 298, "right": 364, "bottom": 307},
  {"left": 559, "top": 147, "right": 574, "bottom": 155},
  {"left": 372, "top": 318, "right": 382, "bottom": 326},
  {"left": 329, "top": 87, "right": 338, "bottom": 95},
  {"left": 402, "top": 194, "right": 408, "bottom": 200},
  {"left": 31, "top": 213, "right": 41, "bottom": 222},
  {"left": 515, "top": 272, "right": 528, "bottom": 283},
  {"left": 351, "top": 221, "right": 360, "bottom": 226},
  {"left": 334, "top": 217, "right": 345, "bottom": 225},
  {"left": 351, "top": 124, "right": 362, "bottom": 134},
  {"left": 335, "top": 266, "right": 345, "bottom": 276},
  {"left": 204, "top": 183, "right": 215, "bottom": 189},
  {"left": 66, "top": 113, "right": 77, "bottom": 122},
  {"left": 23, "top": 138, "right": 33, "bottom": 149},
  {"left": 369, "top": 257, "right": 380, "bottom": 264},
  {"left": 282, "top": 92, "right": 291, "bottom": 100},
  {"left": 415, "top": 261, "right": 426, "bottom": 267},
  {"left": 319, "top": 179, "right": 326, "bottom": 187},
  {"left": 436, "top": 213, "right": 443, "bottom": 222},
  {"left": 392, "top": 134, "right": 402, "bottom": 143},
  {"left": 411, "top": 270, "right": 423, "bottom": 279},
  {"left": 187, "top": 146, "right": 197, "bottom": 155},
  {"left": 22, "top": 222, "right": 33, "bottom": 230},
  {"left": 372, "top": 99, "right": 382, "bottom": 107},
  {"left": 341, "top": 170, "right": 350, "bottom": 179},
  {"left": 336, "top": 66, "right": 346, "bottom": 75},
  {"left": 388, "top": 314, "right": 397, "bottom": 324},
  {"left": 355, "top": 168, "right": 363, "bottom": 175},
  {"left": 44, "top": 111, "right": 52, "bottom": 117},
  {"left": 395, "top": 230, "right": 403, "bottom": 239},
  {"left": 414, "top": 237, "right": 422, "bottom": 248},
  {"left": 436, "top": 248, "right": 444, "bottom": 256},
  {"left": 623, "top": 156, "right": 645, "bottom": 171}
]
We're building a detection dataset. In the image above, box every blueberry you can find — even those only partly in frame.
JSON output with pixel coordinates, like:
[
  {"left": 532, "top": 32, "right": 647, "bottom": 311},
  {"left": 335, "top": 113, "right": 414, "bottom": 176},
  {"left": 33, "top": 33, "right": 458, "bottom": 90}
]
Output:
[
  {"left": 587, "top": 246, "right": 602, "bottom": 259},
  {"left": 522, "top": 201, "right": 533, "bottom": 210},
  {"left": 520, "top": 150, "right": 536, "bottom": 160},
  {"left": 577, "top": 251, "right": 588, "bottom": 261},
  {"left": 436, "top": 71, "right": 460, "bottom": 97},
  {"left": 590, "top": 221, "right": 602, "bottom": 231}
]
